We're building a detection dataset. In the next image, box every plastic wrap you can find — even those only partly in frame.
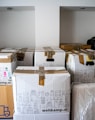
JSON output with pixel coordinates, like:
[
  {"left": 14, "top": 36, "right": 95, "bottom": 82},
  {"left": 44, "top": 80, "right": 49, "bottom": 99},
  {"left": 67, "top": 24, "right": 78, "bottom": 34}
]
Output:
[{"left": 72, "top": 83, "right": 95, "bottom": 120}]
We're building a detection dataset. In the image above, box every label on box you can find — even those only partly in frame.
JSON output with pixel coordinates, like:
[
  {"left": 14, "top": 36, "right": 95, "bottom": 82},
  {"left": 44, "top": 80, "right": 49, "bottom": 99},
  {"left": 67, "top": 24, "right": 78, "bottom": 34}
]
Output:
[
  {"left": 16, "top": 90, "right": 69, "bottom": 114},
  {"left": 0, "top": 66, "right": 12, "bottom": 84}
]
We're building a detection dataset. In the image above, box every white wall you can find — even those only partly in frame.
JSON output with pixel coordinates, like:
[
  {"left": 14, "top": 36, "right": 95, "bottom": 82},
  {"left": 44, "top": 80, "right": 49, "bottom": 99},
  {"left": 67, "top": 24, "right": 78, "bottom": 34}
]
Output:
[
  {"left": 0, "top": 7, "right": 35, "bottom": 48},
  {"left": 35, "top": 0, "right": 60, "bottom": 47},
  {"left": 1, "top": 0, "right": 95, "bottom": 7},
  {"left": 0, "top": 0, "right": 35, "bottom": 7},
  {"left": 0, "top": 0, "right": 61, "bottom": 48},
  {"left": 60, "top": 8, "right": 95, "bottom": 43},
  {"left": 0, "top": 0, "right": 95, "bottom": 47},
  {"left": 61, "top": 0, "right": 95, "bottom": 7}
]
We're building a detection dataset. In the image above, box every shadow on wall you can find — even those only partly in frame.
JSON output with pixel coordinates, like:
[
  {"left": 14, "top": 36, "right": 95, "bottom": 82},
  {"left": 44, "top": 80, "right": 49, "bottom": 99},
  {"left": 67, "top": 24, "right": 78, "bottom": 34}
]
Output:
[{"left": 60, "top": 7, "right": 75, "bottom": 43}]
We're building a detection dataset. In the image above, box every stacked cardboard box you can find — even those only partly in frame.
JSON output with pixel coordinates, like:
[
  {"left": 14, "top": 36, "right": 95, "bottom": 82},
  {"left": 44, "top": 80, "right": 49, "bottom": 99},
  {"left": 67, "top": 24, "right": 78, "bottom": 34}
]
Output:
[
  {"left": 0, "top": 48, "right": 34, "bottom": 66},
  {"left": 0, "top": 53, "right": 17, "bottom": 84},
  {"left": 60, "top": 43, "right": 91, "bottom": 51},
  {"left": 0, "top": 53, "right": 17, "bottom": 118},
  {"left": 34, "top": 47, "right": 65, "bottom": 67},
  {"left": 0, "top": 85, "right": 14, "bottom": 119},
  {"left": 64, "top": 48, "right": 95, "bottom": 120},
  {"left": 66, "top": 50, "right": 95, "bottom": 83},
  {"left": 0, "top": 48, "right": 19, "bottom": 53},
  {"left": 17, "top": 48, "right": 34, "bottom": 66},
  {"left": 13, "top": 66, "right": 70, "bottom": 120},
  {"left": 0, "top": 48, "right": 34, "bottom": 118}
]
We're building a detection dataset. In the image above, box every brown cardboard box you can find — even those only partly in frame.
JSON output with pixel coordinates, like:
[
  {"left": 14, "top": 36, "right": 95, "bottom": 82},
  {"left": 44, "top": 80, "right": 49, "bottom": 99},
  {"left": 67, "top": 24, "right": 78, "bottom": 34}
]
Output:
[
  {"left": 0, "top": 85, "right": 14, "bottom": 118},
  {"left": 80, "top": 45, "right": 91, "bottom": 49},
  {"left": 60, "top": 43, "right": 81, "bottom": 51},
  {"left": 60, "top": 43, "right": 91, "bottom": 51}
]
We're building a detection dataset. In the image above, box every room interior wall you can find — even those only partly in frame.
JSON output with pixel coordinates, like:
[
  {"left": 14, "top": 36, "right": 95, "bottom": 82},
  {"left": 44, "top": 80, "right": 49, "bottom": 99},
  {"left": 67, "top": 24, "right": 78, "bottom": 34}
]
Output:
[
  {"left": 0, "top": 0, "right": 61, "bottom": 48},
  {"left": 0, "top": 7, "right": 35, "bottom": 48},
  {"left": 60, "top": 8, "right": 95, "bottom": 44},
  {"left": 61, "top": 0, "right": 95, "bottom": 7},
  {"left": 0, "top": 0, "right": 95, "bottom": 47}
]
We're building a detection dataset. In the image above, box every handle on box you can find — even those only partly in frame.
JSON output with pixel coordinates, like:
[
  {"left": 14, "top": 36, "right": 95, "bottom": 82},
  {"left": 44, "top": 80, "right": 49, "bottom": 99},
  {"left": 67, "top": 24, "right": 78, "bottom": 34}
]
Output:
[
  {"left": 46, "top": 58, "right": 54, "bottom": 62},
  {"left": 86, "top": 61, "right": 94, "bottom": 66}
]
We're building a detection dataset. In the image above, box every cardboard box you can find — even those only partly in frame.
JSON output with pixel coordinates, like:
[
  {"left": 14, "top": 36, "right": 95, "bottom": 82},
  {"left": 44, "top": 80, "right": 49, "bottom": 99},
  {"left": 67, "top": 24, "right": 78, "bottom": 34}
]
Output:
[
  {"left": 13, "top": 112, "right": 70, "bottom": 120},
  {"left": 13, "top": 66, "right": 70, "bottom": 114},
  {"left": 0, "top": 48, "right": 34, "bottom": 66},
  {"left": 60, "top": 43, "right": 91, "bottom": 51},
  {"left": 66, "top": 52, "right": 95, "bottom": 83},
  {"left": 60, "top": 43, "right": 82, "bottom": 51},
  {"left": 0, "top": 85, "right": 14, "bottom": 118},
  {"left": 0, "top": 53, "right": 17, "bottom": 84},
  {"left": 17, "top": 48, "right": 34, "bottom": 66},
  {"left": 34, "top": 47, "right": 65, "bottom": 67},
  {"left": 72, "top": 83, "right": 95, "bottom": 120},
  {"left": 86, "top": 49, "right": 95, "bottom": 59},
  {"left": 80, "top": 49, "right": 95, "bottom": 63},
  {"left": 80, "top": 45, "right": 91, "bottom": 49},
  {"left": 0, "top": 48, "right": 19, "bottom": 53}
]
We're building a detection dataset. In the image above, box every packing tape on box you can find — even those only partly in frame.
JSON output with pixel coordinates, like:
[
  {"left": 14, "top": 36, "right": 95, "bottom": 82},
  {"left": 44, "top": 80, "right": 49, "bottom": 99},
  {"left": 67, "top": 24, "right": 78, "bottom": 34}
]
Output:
[
  {"left": 14, "top": 68, "right": 67, "bottom": 74},
  {"left": 14, "top": 67, "right": 45, "bottom": 86},
  {"left": 0, "top": 55, "right": 14, "bottom": 63},
  {"left": 72, "top": 49, "right": 95, "bottom": 60},
  {"left": 14, "top": 67, "right": 67, "bottom": 86},
  {"left": 43, "top": 47, "right": 55, "bottom": 61},
  {"left": 39, "top": 67, "right": 45, "bottom": 86},
  {"left": 16, "top": 53, "right": 25, "bottom": 61},
  {"left": 79, "top": 49, "right": 95, "bottom": 65},
  {"left": 80, "top": 49, "right": 95, "bottom": 59},
  {"left": 60, "top": 43, "right": 82, "bottom": 51},
  {"left": 79, "top": 54, "right": 84, "bottom": 64},
  {"left": 65, "top": 51, "right": 73, "bottom": 63},
  {"left": 16, "top": 48, "right": 27, "bottom": 61},
  {"left": 80, "top": 45, "right": 91, "bottom": 49},
  {"left": 66, "top": 50, "right": 84, "bottom": 65},
  {"left": 26, "top": 48, "right": 34, "bottom": 52},
  {"left": 19, "top": 48, "right": 28, "bottom": 52},
  {"left": 71, "top": 50, "right": 95, "bottom": 65},
  {"left": 60, "top": 44, "right": 74, "bottom": 51},
  {"left": 16, "top": 48, "right": 34, "bottom": 61},
  {"left": 60, "top": 43, "right": 91, "bottom": 51},
  {"left": 66, "top": 50, "right": 93, "bottom": 65}
]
